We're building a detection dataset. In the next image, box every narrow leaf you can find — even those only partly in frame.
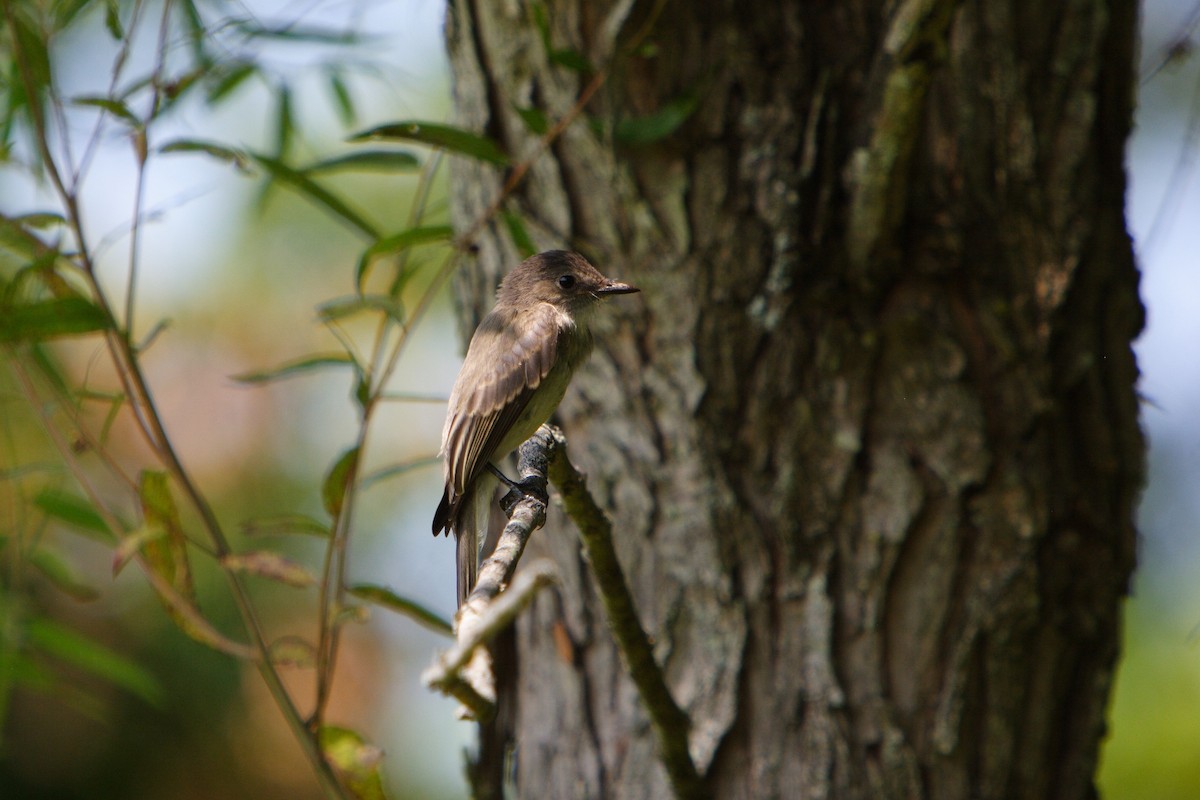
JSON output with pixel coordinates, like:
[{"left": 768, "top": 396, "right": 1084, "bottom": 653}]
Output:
[
  {"left": 328, "top": 72, "right": 355, "bottom": 126},
  {"left": 318, "top": 295, "right": 405, "bottom": 325},
  {"left": 72, "top": 96, "right": 140, "bottom": 126},
  {"left": 322, "top": 447, "right": 360, "bottom": 518},
  {"left": 141, "top": 568, "right": 255, "bottom": 659},
  {"left": 104, "top": 0, "right": 124, "bottom": 39},
  {"left": 303, "top": 150, "right": 420, "bottom": 174},
  {"left": 251, "top": 153, "right": 379, "bottom": 238},
  {"left": 274, "top": 85, "right": 293, "bottom": 159},
  {"left": 25, "top": 617, "right": 164, "bottom": 706},
  {"left": 355, "top": 224, "right": 454, "bottom": 291},
  {"left": 502, "top": 211, "right": 537, "bottom": 257},
  {"left": 615, "top": 93, "right": 699, "bottom": 146},
  {"left": 159, "top": 139, "right": 251, "bottom": 172},
  {"left": 28, "top": 550, "right": 100, "bottom": 601},
  {"left": 232, "top": 352, "right": 357, "bottom": 385},
  {"left": 0, "top": 297, "right": 112, "bottom": 342},
  {"left": 350, "top": 121, "right": 508, "bottom": 166},
  {"left": 550, "top": 48, "right": 592, "bottom": 72},
  {"left": 347, "top": 584, "right": 452, "bottom": 635},
  {"left": 358, "top": 456, "right": 440, "bottom": 491},
  {"left": 241, "top": 513, "right": 332, "bottom": 538},
  {"left": 514, "top": 105, "right": 549, "bottom": 135},
  {"left": 206, "top": 62, "right": 256, "bottom": 104},
  {"left": 221, "top": 551, "right": 316, "bottom": 588},
  {"left": 34, "top": 489, "right": 114, "bottom": 543}
]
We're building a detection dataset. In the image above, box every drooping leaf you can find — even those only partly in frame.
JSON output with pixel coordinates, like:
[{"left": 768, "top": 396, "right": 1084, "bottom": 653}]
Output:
[
  {"left": 615, "top": 93, "right": 700, "bottom": 146},
  {"left": 206, "top": 62, "right": 257, "bottom": 104},
  {"left": 232, "top": 352, "right": 357, "bottom": 385},
  {"left": 514, "top": 105, "right": 549, "bottom": 135},
  {"left": 10, "top": 11, "right": 52, "bottom": 94},
  {"left": 159, "top": 138, "right": 251, "bottom": 172},
  {"left": 251, "top": 153, "right": 379, "bottom": 238},
  {"left": 350, "top": 122, "right": 508, "bottom": 166},
  {"left": 303, "top": 150, "right": 420, "bottom": 175},
  {"left": 28, "top": 550, "right": 100, "bottom": 601},
  {"left": 355, "top": 224, "right": 454, "bottom": 291},
  {"left": 241, "top": 513, "right": 332, "bottom": 538},
  {"left": 550, "top": 48, "right": 592, "bottom": 72},
  {"left": 347, "top": 584, "right": 452, "bottom": 635},
  {"left": 220, "top": 551, "right": 316, "bottom": 588},
  {"left": 502, "top": 210, "right": 537, "bottom": 258},
  {"left": 320, "top": 726, "right": 387, "bottom": 800},
  {"left": 141, "top": 569, "right": 255, "bottom": 659},
  {"left": 274, "top": 84, "right": 293, "bottom": 159},
  {"left": 318, "top": 295, "right": 406, "bottom": 326},
  {"left": 0, "top": 297, "right": 112, "bottom": 342},
  {"left": 322, "top": 446, "right": 360, "bottom": 518},
  {"left": 25, "top": 617, "right": 164, "bottom": 706},
  {"left": 72, "top": 96, "right": 140, "bottom": 127},
  {"left": 103, "top": 0, "right": 124, "bottom": 39},
  {"left": 34, "top": 488, "right": 114, "bottom": 543},
  {"left": 328, "top": 72, "right": 356, "bottom": 126},
  {"left": 358, "top": 456, "right": 440, "bottom": 491}
]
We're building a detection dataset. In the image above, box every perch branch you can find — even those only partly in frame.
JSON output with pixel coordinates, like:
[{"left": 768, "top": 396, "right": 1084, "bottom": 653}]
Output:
[
  {"left": 543, "top": 426, "right": 705, "bottom": 800},
  {"left": 424, "top": 431, "right": 561, "bottom": 719}
]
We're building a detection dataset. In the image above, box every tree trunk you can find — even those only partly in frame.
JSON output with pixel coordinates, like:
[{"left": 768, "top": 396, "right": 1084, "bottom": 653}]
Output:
[{"left": 445, "top": 1, "right": 1143, "bottom": 798}]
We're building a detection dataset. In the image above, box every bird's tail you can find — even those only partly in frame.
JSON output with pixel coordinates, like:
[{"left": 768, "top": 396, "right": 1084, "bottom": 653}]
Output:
[{"left": 454, "top": 490, "right": 478, "bottom": 608}]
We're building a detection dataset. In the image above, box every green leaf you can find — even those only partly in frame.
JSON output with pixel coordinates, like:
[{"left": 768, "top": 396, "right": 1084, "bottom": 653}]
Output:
[
  {"left": 347, "top": 584, "right": 452, "bottom": 635},
  {"left": 514, "top": 105, "right": 549, "bottom": 135},
  {"left": 320, "top": 726, "right": 386, "bottom": 800},
  {"left": 241, "top": 514, "right": 332, "bottom": 538},
  {"left": 355, "top": 224, "right": 454, "bottom": 291},
  {"left": 274, "top": 85, "right": 293, "bottom": 159},
  {"left": 232, "top": 352, "right": 357, "bottom": 385},
  {"left": 502, "top": 211, "right": 537, "bottom": 258},
  {"left": 251, "top": 153, "right": 379, "bottom": 238},
  {"left": 72, "top": 96, "right": 140, "bottom": 126},
  {"left": 358, "top": 456, "right": 440, "bottom": 491},
  {"left": 159, "top": 138, "right": 251, "bottom": 172},
  {"left": 322, "top": 446, "right": 360, "bottom": 518},
  {"left": 25, "top": 617, "right": 164, "bottom": 706},
  {"left": 318, "top": 295, "right": 406, "bottom": 326},
  {"left": 350, "top": 121, "right": 508, "bottom": 166},
  {"left": 0, "top": 297, "right": 112, "bottom": 342},
  {"left": 221, "top": 551, "right": 316, "bottom": 588},
  {"left": 550, "top": 48, "right": 592, "bottom": 72},
  {"left": 303, "top": 150, "right": 421, "bottom": 174},
  {"left": 34, "top": 488, "right": 114, "bottom": 543},
  {"left": 11, "top": 11, "right": 52, "bottom": 94},
  {"left": 206, "top": 62, "right": 257, "bottom": 104},
  {"left": 14, "top": 212, "right": 66, "bottom": 230},
  {"left": 28, "top": 550, "right": 100, "bottom": 601},
  {"left": 104, "top": 0, "right": 124, "bottom": 39},
  {"left": 328, "top": 72, "right": 355, "bottom": 126},
  {"left": 615, "top": 93, "right": 700, "bottom": 146}
]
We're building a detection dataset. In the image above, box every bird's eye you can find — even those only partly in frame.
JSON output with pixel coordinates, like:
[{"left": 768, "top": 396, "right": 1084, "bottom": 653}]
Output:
[{"left": 557, "top": 274, "right": 576, "bottom": 289}]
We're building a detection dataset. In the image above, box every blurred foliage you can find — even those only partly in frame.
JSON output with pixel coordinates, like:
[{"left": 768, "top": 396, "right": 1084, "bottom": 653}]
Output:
[{"left": 0, "top": 0, "right": 506, "bottom": 797}]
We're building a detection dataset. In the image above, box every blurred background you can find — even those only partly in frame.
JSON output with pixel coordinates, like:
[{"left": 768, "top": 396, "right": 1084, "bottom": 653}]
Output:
[{"left": 0, "top": 1, "right": 1198, "bottom": 798}]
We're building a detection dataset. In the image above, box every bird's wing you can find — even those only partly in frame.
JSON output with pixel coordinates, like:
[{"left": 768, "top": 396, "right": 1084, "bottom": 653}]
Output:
[{"left": 433, "top": 302, "right": 567, "bottom": 534}]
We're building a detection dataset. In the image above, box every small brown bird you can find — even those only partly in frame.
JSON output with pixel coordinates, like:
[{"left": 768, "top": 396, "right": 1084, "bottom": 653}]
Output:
[{"left": 433, "top": 250, "right": 639, "bottom": 606}]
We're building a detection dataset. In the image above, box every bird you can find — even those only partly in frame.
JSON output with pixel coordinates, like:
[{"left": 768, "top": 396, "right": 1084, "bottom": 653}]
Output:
[{"left": 433, "top": 250, "right": 639, "bottom": 607}]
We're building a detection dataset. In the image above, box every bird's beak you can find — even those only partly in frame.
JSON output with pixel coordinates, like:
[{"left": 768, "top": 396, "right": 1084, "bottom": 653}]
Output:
[{"left": 597, "top": 280, "right": 639, "bottom": 295}]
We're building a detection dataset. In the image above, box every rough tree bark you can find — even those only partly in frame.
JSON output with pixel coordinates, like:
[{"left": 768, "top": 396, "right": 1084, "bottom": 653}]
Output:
[{"left": 444, "top": 1, "right": 1143, "bottom": 798}]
